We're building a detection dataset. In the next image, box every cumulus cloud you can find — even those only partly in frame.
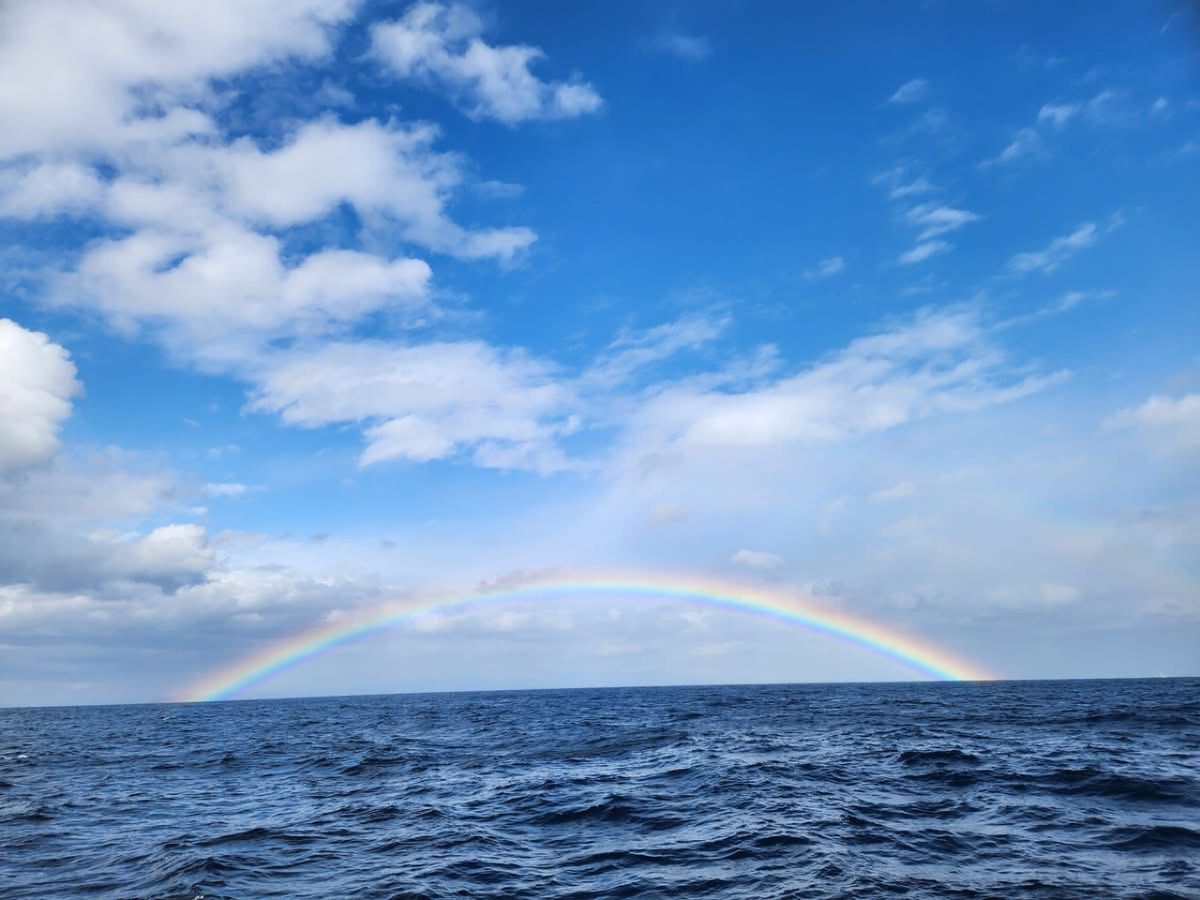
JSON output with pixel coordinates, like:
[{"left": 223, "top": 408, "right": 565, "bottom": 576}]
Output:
[
  {"left": 1108, "top": 393, "right": 1200, "bottom": 456},
  {"left": 112, "top": 524, "right": 214, "bottom": 589},
  {"left": 0, "top": 320, "right": 81, "bottom": 472},
  {"left": 370, "top": 2, "right": 602, "bottom": 124},
  {"left": 67, "top": 229, "right": 433, "bottom": 361},
  {"left": 248, "top": 340, "right": 575, "bottom": 471},
  {"left": 178, "top": 118, "right": 536, "bottom": 259},
  {"left": 0, "top": 0, "right": 355, "bottom": 160},
  {"left": 0, "top": 162, "right": 106, "bottom": 218},
  {"left": 0, "top": 338, "right": 220, "bottom": 599},
  {"left": 1008, "top": 223, "right": 1098, "bottom": 274},
  {"left": 0, "top": 1, "right": 587, "bottom": 475}
]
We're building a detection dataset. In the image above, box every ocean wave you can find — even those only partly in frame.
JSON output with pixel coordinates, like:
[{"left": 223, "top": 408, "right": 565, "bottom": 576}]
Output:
[{"left": 1, "top": 679, "right": 1196, "bottom": 898}]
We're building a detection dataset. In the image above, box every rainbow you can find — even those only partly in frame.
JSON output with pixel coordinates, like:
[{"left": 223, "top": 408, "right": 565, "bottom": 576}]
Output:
[{"left": 177, "top": 571, "right": 995, "bottom": 702}]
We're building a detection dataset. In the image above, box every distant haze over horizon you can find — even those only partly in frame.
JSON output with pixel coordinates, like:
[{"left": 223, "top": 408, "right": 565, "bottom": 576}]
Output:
[
  {"left": 1, "top": 0, "right": 1197, "bottom": 706},
  {"left": 4, "top": 675, "right": 1197, "bottom": 712}
]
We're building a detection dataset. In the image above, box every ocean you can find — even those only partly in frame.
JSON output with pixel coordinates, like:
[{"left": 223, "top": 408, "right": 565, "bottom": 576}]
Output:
[{"left": 1, "top": 679, "right": 1197, "bottom": 898}]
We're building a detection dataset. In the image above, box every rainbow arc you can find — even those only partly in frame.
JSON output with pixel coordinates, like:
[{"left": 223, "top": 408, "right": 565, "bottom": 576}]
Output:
[{"left": 178, "top": 570, "right": 995, "bottom": 702}]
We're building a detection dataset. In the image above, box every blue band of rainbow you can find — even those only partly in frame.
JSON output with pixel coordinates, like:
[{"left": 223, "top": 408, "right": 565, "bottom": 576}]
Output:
[{"left": 177, "top": 571, "right": 995, "bottom": 701}]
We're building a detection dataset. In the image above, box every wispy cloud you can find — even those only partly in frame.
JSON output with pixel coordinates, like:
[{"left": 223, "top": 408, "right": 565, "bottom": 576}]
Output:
[
  {"left": 621, "top": 307, "right": 1067, "bottom": 457},
  {"left": 1038, "top": 103, "right": 1080, "bottom": 127},
  {"left": 872, "top": 166, "right": 937, "bottom": 200},
  {"left": 731, "top": 549, "right": 782, "bottom": 570},
  {"left": 203, "top": 482, "right": 250, "bottom": 498},
  {"left": 805, "top": 256, "right": 846, "bottom": 279},
  {"left": 587, "top": 314, "right": 728, "bottom": 388},
  {"left": 871, "top": 481, "right": 916, "bottom": 503},
  {"left": 890, "top": 177, "right": 936, "bottom": 200},
  {"left": 990, "top": 88, "right": 1153, "bottom": 169},
  {"left": 898, "top": 240, "right": 951, "bottom": 265},
  {"left": 888, "top": 78, "right": 929, "bottom": 104},
  {"left": 1008, "top": 223, "right": 1098, "bottom": 274},
  {"left": 982, "top": 127, "right": 1043, "bottom": 167},
  {"left": 905, "top": 203, "right": 981, "bottom": 241},
  {"left": 647, "top": 31, "right": 712, "bottom": 62},
  {"left": 995, "top": 290, "right": 1114, "bottom": 331}
]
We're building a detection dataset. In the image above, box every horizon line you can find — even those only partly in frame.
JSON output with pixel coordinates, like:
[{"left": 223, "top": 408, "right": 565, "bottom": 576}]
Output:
[{"left": 3, "top": 673, "right": 1194, "bottom": 712}]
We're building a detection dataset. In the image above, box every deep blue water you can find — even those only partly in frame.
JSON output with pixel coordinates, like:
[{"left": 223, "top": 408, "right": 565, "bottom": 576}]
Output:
[{"left": 1, "top": 679, "right": 1198, "bottom": 899}]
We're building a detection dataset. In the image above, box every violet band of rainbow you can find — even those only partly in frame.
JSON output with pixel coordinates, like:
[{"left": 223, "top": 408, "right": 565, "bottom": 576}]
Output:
[{"left": 178, "top": 570, "right": 996, "bottom": 702}]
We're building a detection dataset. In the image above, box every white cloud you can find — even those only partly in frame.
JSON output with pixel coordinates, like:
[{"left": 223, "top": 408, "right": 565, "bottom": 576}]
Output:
[
  {"left": 370, "top": 2, "right": 602, "bottom": 124},
  {"left": 995, "top": 290, "right": 1107, "bottom": 330},
  {"left": 587, "top": 315, "right": 728, "bottom": 389},
  {"left": 0, "top": 320, "right": 81, "bottom": 472},
  {"left": 1038, "top": 103, "right": 1080, "bottom": 127},
  {"left": 806, "top": 256, "right": 846, "bottom": 279},
  {"left": 0, "top": 450, "right": 176, "bottom": 524},
  {"left": 872, "top": 166, "right": 937, "bottom": 200},
  {"left": 731, "top": 549, "right": 782, "bottom": 570},
  {"left": 1108, "top": 394, "right": 1200, "bottom": 456},
  {"left": 1081, "top": 89, "right": 1127, "bottom": 125},
  {"left": 983, "top": 127, "right": 1043, "bottom": 167},
  {"left": 646, "top": 504, "right": 689, "bottom": 526},
  {"left": 898, "top": 240, "right": 951, "bottom": 265},
  {"left": 1038, "top": 583, "right": 1081, "bottom": 607},
  {"left": 0, "top": 4, "right": 585, "bottom": 478},
  {"left": 620, "top": 308, "right": 1067, "bottom": 459},
  {"left": 0, "top": 338, "right": 219, "bottom": 599},
  {"left": 872, "top": 481, "right": 916, "bottom": 503},
  {"left": 189, "top": 118, "right": 535, "bottom": 259},
  {"left": 818, "top": 497, "right": 850, "bottom": 534},
  {"left": 993, "top": 90, "right": 1145, "bottom": 171},
  {"left": 66, "top": 226, "right": 433, "bottom": 364},
  {"left": 905, "top": 203, "right": 981, "bottom": 240},
  {"left": 1008, "top": 223, "right": 1097, "bottom": 274},
  {"left": 888, "top": 78, "right": 929, "bottom": 104},
  {"left": 248, "top": 340, "right": 575, "bottom": 471},
  {"left": 80, "top": 117, "right": 536, "bottom": 263},
  {"left": 0, "top": 0, "right": 355, "bottom": 160},
  {"left": 0, "top": 162, "right": 106, "bottom": 218},
  {"left": 112, "top": 524, "right": 214, "bottom": 588},
  {"left": 890, "top": 177, "right": 935, "bottom": 200},
  {"left": 648, "top": 32, "right": 712, "bottom": 62},
  {"left": 204, "top": 482, "right": 249, "bottom": 498}
]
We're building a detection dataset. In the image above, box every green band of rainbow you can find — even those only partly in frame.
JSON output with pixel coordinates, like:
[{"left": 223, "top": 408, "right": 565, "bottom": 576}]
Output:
[{"left": 177, "top": 571, "right": 995, "bottom": 702}]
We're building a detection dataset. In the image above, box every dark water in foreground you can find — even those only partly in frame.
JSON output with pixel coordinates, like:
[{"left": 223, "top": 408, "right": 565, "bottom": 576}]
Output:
[{"left": 2, "top": 680, "right": 1198, "bottom": 899}]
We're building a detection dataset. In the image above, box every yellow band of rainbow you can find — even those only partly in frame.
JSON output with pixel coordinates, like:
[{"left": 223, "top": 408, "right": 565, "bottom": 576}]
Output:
[{"left": 177, "top": 570, "right": 995, "bottom": 702}]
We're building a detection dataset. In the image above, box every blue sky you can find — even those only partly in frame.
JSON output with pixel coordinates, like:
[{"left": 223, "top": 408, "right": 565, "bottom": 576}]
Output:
[{"left": 1, "top": 0, "right": 1197, "bottom": 705}]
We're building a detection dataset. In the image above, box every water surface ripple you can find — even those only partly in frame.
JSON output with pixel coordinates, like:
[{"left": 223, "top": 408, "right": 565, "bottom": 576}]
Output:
[{"left": 2, "top": 679, "right": 1198, "bottom": 898}]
